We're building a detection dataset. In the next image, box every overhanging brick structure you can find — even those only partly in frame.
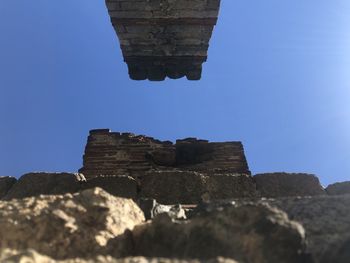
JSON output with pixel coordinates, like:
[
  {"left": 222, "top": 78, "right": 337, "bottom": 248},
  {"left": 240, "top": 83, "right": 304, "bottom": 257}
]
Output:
[
  {"left": 79, "top": 129, "right": 251, "bottom": 179},
  {"left": 106, "top": 0, "right": 221, "bottom": 81}
]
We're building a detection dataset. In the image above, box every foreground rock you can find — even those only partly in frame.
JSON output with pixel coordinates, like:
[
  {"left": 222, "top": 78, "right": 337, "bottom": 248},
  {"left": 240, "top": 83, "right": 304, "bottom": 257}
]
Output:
[
  {"left": 0, "top": 188, "right": 144, "bottom": 259},
  {"left": 326, "top": 181, "right": 350, "bottom": 195},
  {"left": 4, "top": 173, "right": 86, "bottom": 200},
  {"left": 0, "top": 176, "right": 16, "bottom": 198},
  {"left": 194, "top": 194, "right": 350, "bottom": 263},
  {"left": 82, "top": 175, "right": 138, "bottom": 200},
  {"left": 0, "top": 249, "right": 238, "bottom": 263},
  {"left": 140, "top": 171, "right": 257, "bottom": 204},
  {"left": 254, "top": 173, "right": 326, "bottom": 197},
  {"left": 266, "top": 195, "right": 350, "bottom": 263},
  {"left": 132, "top": 203, "right": 309, "bottom": 263}
]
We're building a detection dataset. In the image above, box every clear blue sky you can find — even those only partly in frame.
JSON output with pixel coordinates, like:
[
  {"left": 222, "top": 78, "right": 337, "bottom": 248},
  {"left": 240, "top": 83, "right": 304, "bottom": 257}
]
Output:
[{"left": 0, "top": 1, "right": 349, "bottom": 186}]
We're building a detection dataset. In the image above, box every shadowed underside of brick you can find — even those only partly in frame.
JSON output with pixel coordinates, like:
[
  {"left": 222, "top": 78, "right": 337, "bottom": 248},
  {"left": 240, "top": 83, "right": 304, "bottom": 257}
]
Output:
[{"left": 106, "top": 0, "right": 221, "bottom": 81}]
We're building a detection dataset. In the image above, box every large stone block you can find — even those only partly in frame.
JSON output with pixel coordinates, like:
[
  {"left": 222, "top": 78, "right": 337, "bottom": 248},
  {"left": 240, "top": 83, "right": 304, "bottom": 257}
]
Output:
[
  {"left": 326, "top": 181, "right": 350, "bottom": 195},
  {"left": 205, "top": 173, "right": 258, "bottom": 200},
  {"left": 265, "top": 195, "right": 350, "bottom": 263},
  {"left": 82, "top": 175, "right": 138, "bottom": 200},
  {"left": 4, "top": 172, "right": 86, "bottom": 200},
  {"left": 254, "top": 173, "right": 326, "bottom": 197},
  {"left": 139, "top": 170, "right": 257, "bottom": 204},
  {"left": 0, "top": 188, "right": 145, "bottom": 259},
  {"left": 140, "top": 170, "right": 207, "bottom": 204},
  {"left": 0, "top": 176, "right": 17, "bottom": 199}
]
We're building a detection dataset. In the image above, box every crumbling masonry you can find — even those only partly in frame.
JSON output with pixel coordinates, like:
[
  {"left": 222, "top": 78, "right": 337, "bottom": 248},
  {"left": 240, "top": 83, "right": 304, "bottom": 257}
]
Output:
[
  {"left": 79, "top": 129, "right": 250, "bottom": 179},
  {"left": 106, "top": 0, "right": 221, "bottom": 80}
]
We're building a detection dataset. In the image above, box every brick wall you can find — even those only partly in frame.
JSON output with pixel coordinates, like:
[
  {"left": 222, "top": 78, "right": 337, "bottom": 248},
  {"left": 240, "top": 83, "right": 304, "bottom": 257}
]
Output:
[{"left": 79, "top": 129, "right": 251, "bottom": 179}]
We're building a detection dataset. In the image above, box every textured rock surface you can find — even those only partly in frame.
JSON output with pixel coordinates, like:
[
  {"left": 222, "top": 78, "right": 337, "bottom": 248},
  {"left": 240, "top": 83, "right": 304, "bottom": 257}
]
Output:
[
  {"left": 79, "top": 129, "right": 250, "bottom": 180},
  {"left": 266, "top": 195, "right": 350, "bottom": 263},
  {"left": 82, "top": 175, "right": 138, "bottom": 199},
  {"left": 326, "top": 181, "right": 350, "bottom": 195},
  {"left": 4, "top": 172, "right": 86, "bottom": 200},
  {"left": 194, "top": 194, "right": 350, "bottom": 263},
  {"left": 333, "top": 237, "right": 350, "bottom": 263},
  {"left": 140, "top": 171, "right": 257, "bottom": 204},
  {"left": 205, "top": 173, "right": 258, "bottom": 200},
  {"left": 132, "top": 203, "right": 309, "bottom": 263},
  {"left": 0, "top": 188, "right": 144, "bottom": 259},
  {"left": 0, "top": 250, "right": 238, "bottom": 263},
  {"left": 254, "top": 173, "right": 326, "bottom": 197},
  {"left": 140, "top": 170, "right": 207, "bottom": 204},
  {"left": 106, "top": 0, "right": 221, "bottom": 80},
  {"left": 0, "top": 176, "right": 16, "bottom": 198}
]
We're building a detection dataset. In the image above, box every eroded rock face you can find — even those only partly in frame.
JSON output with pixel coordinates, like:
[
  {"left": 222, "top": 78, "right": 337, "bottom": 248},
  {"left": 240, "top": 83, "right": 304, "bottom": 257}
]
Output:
[
  {"left": 266, "top": 195, "right": 350, "bottom": 263},
  {"left": 4, "top": 172, "right": 86, "bottom": 200},
  {"left": 106, "top": 0, "right": 221, "bottom": 81},
  {"left": 334, "top": 237, "right": 350, "bottom": 263},
  {"left": 254, "top": 173, "right": 326, "bottom": 197},
  {"left": 205, "top": 173, "right": 258, "bottom": 200},
  {"left": 0, "top": 176, "right": 16, "bottom": 198},
  {"left": 140, "top": 170, "right": 207, "bottom": 204},
  {"left": 82, "top": 175, "right": 138, "bottom": 200},
  {"left": 195, "top": 194, "right": 350, "bottom": 263},
  {"left": 0, "top": 249, "right": 239, "bottom": 263},
  {"left": 0, "top": 188, "right": 145, "bottom": 259},
  {"left": 132, "top": 203, "right": 309, "bottom": 263},
  {"left": 140, "top": 171, "right": 257, "bottom": 204},
  {"left": 326, "top": 181, "right": 350, "bottom": 195}
]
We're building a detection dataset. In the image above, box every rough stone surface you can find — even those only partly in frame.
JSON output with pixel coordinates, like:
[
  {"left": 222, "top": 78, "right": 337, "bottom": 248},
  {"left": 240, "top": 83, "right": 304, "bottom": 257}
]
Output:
[
  {"left": 0, "top": 250, "right": 238, "bottom": 263},
  {"left": 0, "top": 188, "right": 145, "bottom": 259},
  {"left": 254, "top": 173, "right": 326, "bottom": 197},
  {"left": 193, "top": 194, "right": 350, "bottom": 263},
  {"left": 138, "top": 198, "right": 186, "bottom": 220},
  {"left": 82, "top": 175, "right": 138, "bottom": 200},
  {"left": 140, "top": 171, "right": 257, "bottom": 204},
  {"left": 79, "top": 129, "right": 176, "bottom": 179},
  {"left": 326, "top": 181, "right": 350, "bottom": 195},
  {"left": 106, "top": 0, "right": 221, "bottom": 80},
  {"left": 79, "top": 129, "right": 250, "bottom": 180},
  {"left": 205, "top": 173, "right": 258, "bottom": 200},
  {"left": 175, "top": 138, "right": 250, "bottom": 174},
  {"left": 132, "top": 203, "right": 310, "bottom": 263},
  {"left": 140, "top": 170, "right": 206, "bottom": 204},
  {"left": 265, "top": 195, "right": 350, "bottom": 263},
  {"left": 0, "top": 176, "right": 17, "bottom": 199},
  {"left": 4, "top": 172, "right": 86, "bottom": 200},
  {"left": 333, "top": 237, "right": 350, "bottom": 263}
]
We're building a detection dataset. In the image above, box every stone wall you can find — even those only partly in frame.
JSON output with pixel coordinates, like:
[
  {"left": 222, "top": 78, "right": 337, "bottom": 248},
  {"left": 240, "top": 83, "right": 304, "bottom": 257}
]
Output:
[
  {"left": 79, "top": 129, "right": 251, "bottom": 179},
  {"left": 105, "top": 0, "right": 221, "bottom": 80}
]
